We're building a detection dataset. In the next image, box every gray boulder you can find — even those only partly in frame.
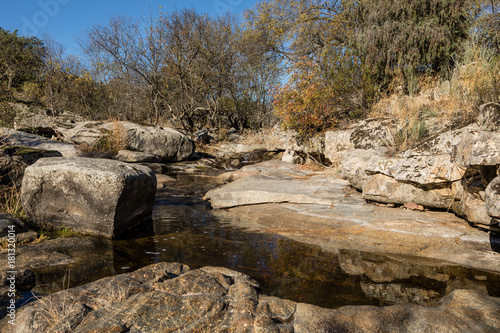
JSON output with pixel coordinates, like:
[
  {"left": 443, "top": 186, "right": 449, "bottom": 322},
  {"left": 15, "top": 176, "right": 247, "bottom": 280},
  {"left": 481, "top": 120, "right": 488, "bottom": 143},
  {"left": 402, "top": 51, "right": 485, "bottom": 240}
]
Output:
[
  {"left": 478, "top": 102, "right": 500, "bottom": 131},
  {"left": 20, "top": 157, "right": 157, "bottom": 238},
  {"left": 122, "top": 122, "right": 194, "bottom": 162},
  {"left": 55, "top": 121, "right": 195, "bottom": 162}
]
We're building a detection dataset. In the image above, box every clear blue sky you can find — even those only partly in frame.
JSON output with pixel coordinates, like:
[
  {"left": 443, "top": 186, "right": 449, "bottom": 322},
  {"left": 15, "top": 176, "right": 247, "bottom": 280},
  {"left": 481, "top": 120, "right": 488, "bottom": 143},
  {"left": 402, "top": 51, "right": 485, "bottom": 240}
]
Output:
[{"left": 0, "top": 0, "right": 260, "bottom": 55}]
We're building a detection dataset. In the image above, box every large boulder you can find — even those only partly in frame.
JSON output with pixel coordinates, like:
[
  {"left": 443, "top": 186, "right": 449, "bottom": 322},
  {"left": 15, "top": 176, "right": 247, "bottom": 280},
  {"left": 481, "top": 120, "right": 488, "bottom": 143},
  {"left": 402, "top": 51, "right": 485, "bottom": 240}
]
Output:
[
  {"left": 64, "top": 121, "right": 196, "bottom": 162},
  {"left": 123, "top": 122, "right": 194, "bottom": 162},
  {"left": 57, "top": 121, "right": 195, "bottom": 162},
  {"left": 20, "top": 157, "right": 157, "bottom": 238}
]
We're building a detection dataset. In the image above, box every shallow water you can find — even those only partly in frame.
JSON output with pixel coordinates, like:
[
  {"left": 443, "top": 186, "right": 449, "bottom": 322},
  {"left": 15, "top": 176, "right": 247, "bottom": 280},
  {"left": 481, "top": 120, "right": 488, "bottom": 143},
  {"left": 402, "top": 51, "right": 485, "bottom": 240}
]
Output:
[{"left": 113, "top": 168, "right": 500, "bottom": 309}]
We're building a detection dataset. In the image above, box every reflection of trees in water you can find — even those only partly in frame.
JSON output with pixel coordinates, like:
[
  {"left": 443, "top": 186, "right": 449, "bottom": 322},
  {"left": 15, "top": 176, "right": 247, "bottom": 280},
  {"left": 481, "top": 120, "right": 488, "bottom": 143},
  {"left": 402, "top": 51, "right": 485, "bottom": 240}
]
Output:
[
  {"left": 263, "top": 238, "right": 373, "bottom": 307},
  {"left": 113, "top": 171, "right": 500, "bottom": 308},
  {"left": 265, "top": 240, "right": 500, "bottom": 307}
]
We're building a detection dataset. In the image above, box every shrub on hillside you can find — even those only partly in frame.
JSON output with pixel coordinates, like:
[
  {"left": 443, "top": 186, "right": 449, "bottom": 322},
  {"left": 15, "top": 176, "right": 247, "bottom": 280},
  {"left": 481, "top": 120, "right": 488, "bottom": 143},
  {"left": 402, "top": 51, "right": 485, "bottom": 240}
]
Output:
[{"left": 273, "top": 54, "right": 374, "bottom": 136}]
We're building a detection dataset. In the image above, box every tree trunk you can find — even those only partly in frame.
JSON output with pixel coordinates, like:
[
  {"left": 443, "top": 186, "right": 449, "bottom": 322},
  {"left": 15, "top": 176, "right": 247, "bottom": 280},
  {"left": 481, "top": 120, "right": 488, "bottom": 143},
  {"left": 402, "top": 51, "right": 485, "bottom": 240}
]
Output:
[{"left": 7, "top": 74, "right": 13, "bottom": 90}]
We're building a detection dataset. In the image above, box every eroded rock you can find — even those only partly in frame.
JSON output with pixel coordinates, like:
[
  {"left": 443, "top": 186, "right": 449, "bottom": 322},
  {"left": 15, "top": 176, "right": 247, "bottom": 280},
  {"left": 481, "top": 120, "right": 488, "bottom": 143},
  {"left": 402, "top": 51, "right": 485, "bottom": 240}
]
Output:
[
  {"left": 340, "top": 148, "right": 390, "bottom": 190},
  {"left": 13, "top": 104, "right": 84, "bottom": 135},
  {"left": 362, "top": 174, "right": 455, "bottom": 209},
  {"left": 324, "top": 128, "right": 355, "bottom": 163},
  {"left": 455, "top": 130, "right": 500, "bottom": 167},
  {"left": 478, "top": 102, "right": 500, "bottom": 131},
  {"left": 350, "top": 117, "right": 397, "bottom": 149},
  {"left": 0, "top": 128, "right": 78, "bottom": 157}
]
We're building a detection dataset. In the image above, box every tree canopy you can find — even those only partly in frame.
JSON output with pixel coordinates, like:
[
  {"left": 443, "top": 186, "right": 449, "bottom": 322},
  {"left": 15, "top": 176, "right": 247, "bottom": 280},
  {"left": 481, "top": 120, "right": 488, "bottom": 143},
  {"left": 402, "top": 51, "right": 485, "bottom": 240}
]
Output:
[
  {"left": 0, "top": 28, "right": 45, "bottom": 91},
  {"left": 1, "top": 1, "right": 499, "bottom": 136}
]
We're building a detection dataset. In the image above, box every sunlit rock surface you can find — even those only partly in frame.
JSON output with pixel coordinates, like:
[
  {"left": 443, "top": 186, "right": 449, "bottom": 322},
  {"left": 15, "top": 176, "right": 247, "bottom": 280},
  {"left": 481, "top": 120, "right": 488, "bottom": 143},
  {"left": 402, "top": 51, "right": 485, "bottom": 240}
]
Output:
[
  {"left": 21, "top": 157, "right": 157, "bottom": 238},
  {"left": 206, "top": 161, "right": 500, "bottom": 273}
]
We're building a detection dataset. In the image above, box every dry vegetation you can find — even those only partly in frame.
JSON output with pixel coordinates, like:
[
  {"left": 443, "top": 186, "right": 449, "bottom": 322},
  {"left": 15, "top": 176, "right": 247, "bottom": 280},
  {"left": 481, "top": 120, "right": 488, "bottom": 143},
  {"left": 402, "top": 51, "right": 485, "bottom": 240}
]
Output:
[{"left": 79, "top": 119, "right": 128, "bottom": 158}]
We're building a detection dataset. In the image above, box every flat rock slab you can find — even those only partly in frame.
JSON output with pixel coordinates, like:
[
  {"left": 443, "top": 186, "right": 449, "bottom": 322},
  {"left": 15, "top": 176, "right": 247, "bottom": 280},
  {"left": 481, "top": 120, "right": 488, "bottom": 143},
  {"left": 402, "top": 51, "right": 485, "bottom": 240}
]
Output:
[
  {"left": 205, "top": 174, "right": 350, "bottom": 208},
  {"left": 2, "top": 262, "right": 499, "bottom": 332},
  {"left": 0, "top": 128, "right": 78, "bottom": 157},
  {"left": 21, "top": 157, "right": 157, "bottom": 238},
  {"left": 207, "top": 161, "right": 500, "bottom": 273}
]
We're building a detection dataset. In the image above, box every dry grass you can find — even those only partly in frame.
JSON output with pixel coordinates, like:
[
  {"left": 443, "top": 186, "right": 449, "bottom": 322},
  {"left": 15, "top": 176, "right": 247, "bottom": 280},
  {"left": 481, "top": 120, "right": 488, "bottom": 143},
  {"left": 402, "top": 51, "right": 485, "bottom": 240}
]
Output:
[
  {"left": 29, "top": 271, "right": 78, "bottom": 332},
  {"left": 0, "top": 185, "right": 27, "bottom": 220},
  {"left": 451, "top": 42, "right": 500, "bottom": 109},
  {"left": 79, "top": 119, "right": 128, "bottom": 158},
  {"left": 369, "top": 43, "right": 499, "bottom": 152}
]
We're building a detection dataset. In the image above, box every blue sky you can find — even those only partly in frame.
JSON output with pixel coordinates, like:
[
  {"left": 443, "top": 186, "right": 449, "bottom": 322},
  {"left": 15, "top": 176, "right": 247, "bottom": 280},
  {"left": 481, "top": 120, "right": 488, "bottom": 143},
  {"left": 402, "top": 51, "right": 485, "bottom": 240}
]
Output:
[{"left": 0, "top": 0, "right": 260, "bottom": 55}]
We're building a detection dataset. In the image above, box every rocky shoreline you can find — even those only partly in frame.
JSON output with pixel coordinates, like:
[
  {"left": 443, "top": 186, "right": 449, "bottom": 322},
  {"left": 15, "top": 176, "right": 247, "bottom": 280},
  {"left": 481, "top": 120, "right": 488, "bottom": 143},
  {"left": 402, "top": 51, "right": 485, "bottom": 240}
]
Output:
[
  {"left": 1, "top": 102, "right": 500, "bottom": 331},
  {"left": 1, "top": 262, "right": 499, "bottom": 332}
]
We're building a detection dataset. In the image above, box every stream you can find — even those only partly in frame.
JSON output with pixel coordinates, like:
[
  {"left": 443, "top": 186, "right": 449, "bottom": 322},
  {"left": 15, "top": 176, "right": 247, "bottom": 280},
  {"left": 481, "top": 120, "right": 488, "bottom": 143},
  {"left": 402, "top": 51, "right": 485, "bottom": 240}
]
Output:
[{"left": 112, "top": 166, "right": 500, "bottom": 309}]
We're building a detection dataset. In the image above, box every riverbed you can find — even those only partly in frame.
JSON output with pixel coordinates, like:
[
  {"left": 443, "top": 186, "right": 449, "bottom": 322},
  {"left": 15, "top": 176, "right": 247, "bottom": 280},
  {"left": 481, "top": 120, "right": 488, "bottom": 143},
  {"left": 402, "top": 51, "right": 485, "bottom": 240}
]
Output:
[{"left": 112, "top": 167, "right": 500, "bottom": 309}]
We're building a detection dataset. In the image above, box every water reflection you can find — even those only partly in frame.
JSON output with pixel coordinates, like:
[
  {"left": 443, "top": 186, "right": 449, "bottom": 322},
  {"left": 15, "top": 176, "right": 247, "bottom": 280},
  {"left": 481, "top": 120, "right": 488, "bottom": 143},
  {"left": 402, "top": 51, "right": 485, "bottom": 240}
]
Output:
[{"left": 113, "top": 170, "right": 500, "bottom": 309}]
